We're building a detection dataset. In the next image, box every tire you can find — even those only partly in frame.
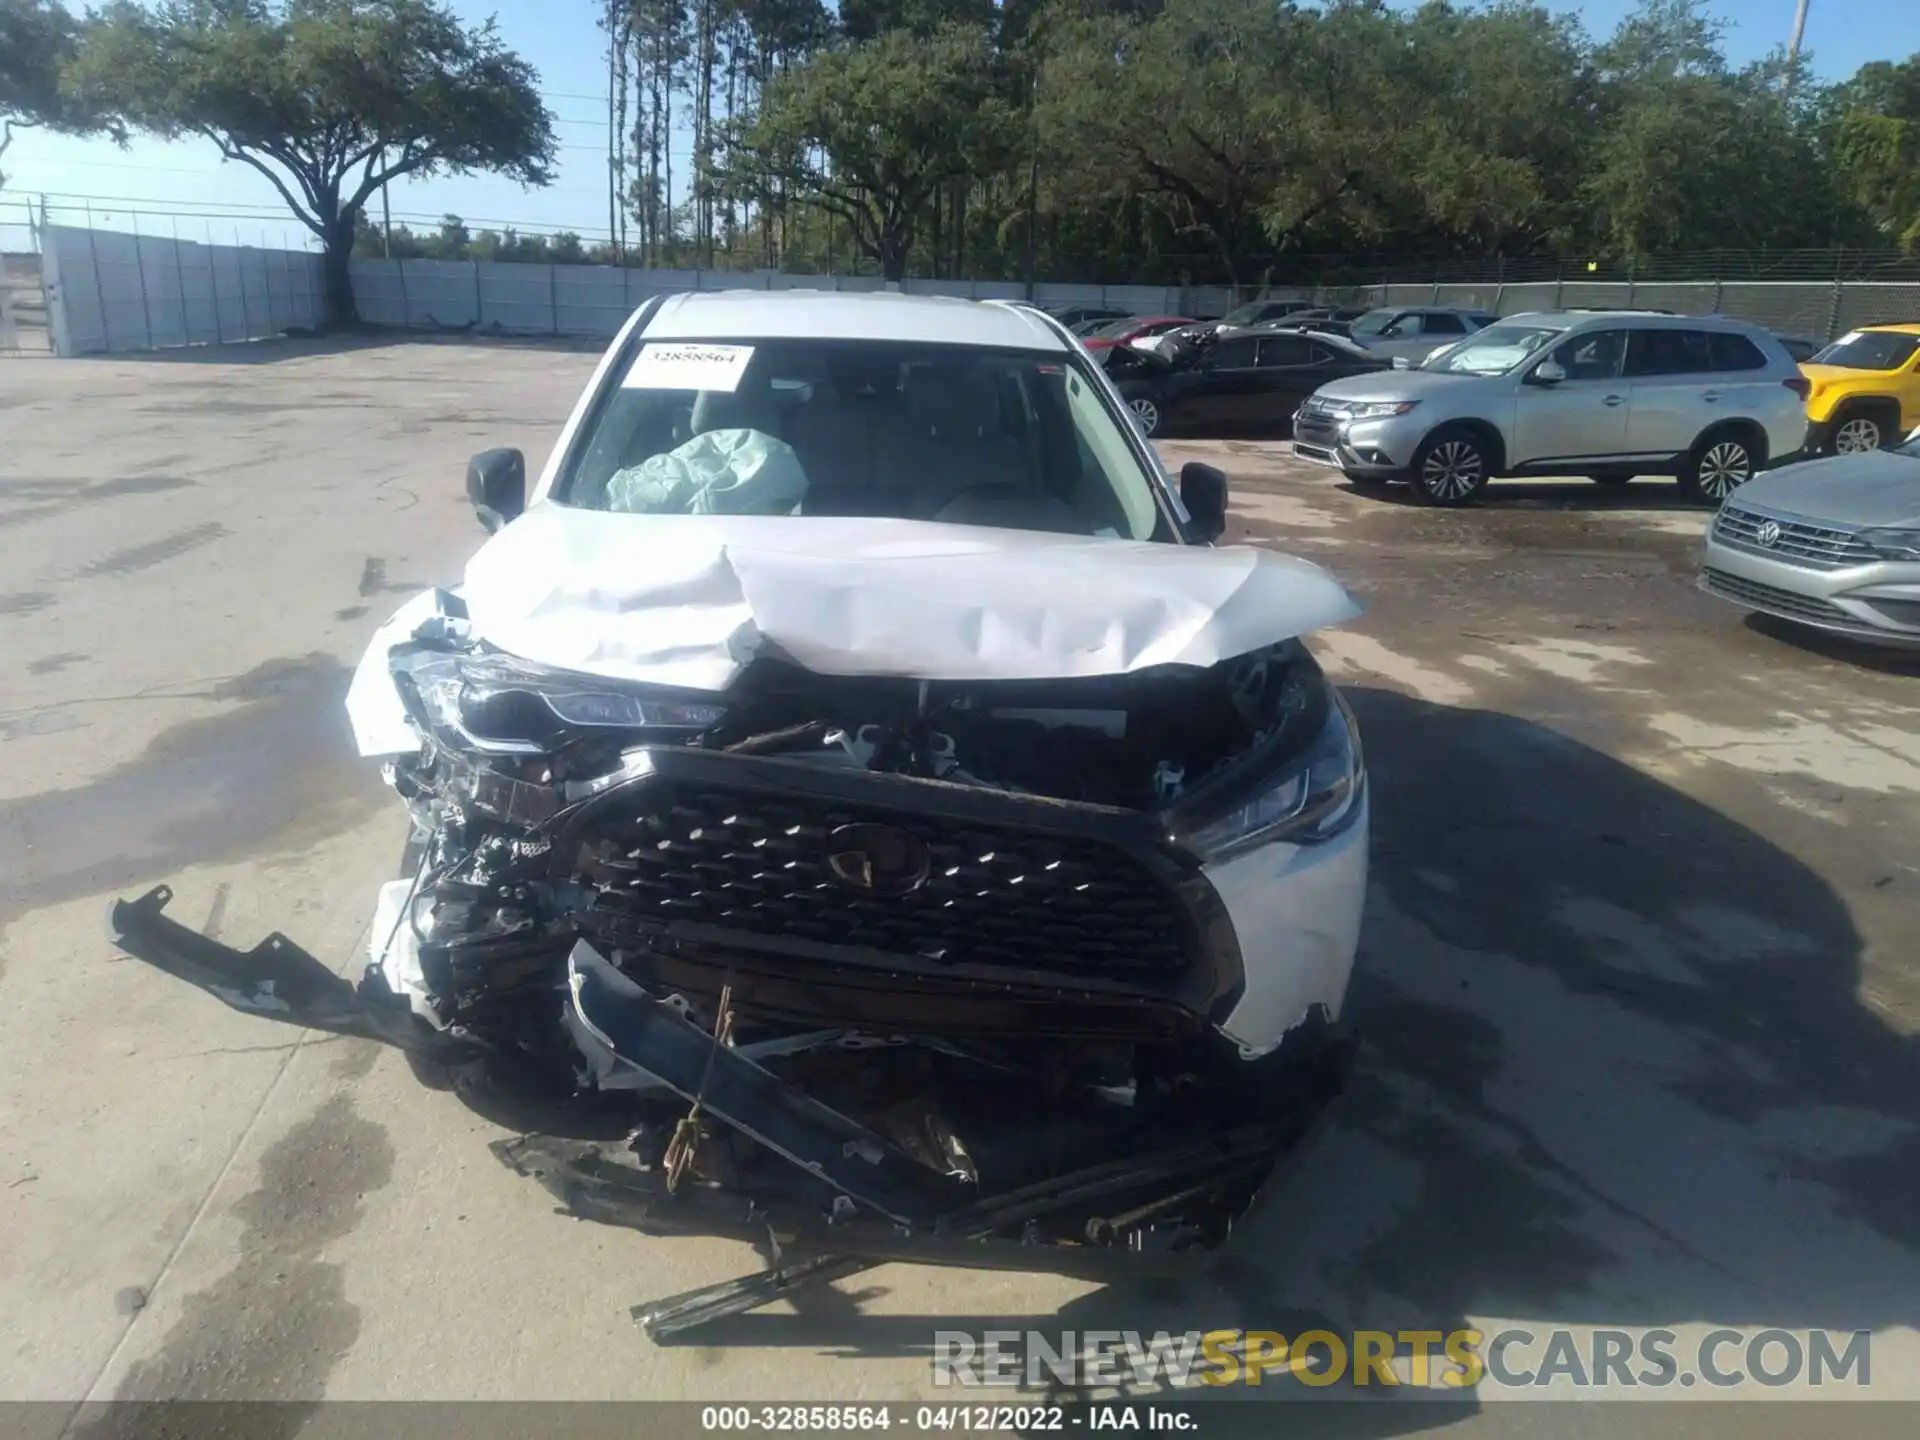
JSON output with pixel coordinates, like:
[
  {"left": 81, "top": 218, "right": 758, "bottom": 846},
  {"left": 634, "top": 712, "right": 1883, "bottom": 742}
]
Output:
[
  {"left": 1129, "top": 396, "right": 1164, "bottom": 438},
  {"left": 1678, "top": 429, "right": 1760, "bottom": 505},
  {"left": 1410, "top": 427, "right": 1493, "bottom": 507},
  {"left": 1830, "top": 411, "right": 1887, "bottom": 455},
  {"left": 1589, "top": 469, "right": 1635, "bottom": 486}
]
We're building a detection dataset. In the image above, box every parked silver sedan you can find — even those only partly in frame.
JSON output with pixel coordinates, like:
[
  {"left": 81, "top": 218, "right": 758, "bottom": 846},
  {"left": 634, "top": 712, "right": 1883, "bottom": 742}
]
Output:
[{"left": 1700, "top": 432, "right": 1920, "bottom": 648}]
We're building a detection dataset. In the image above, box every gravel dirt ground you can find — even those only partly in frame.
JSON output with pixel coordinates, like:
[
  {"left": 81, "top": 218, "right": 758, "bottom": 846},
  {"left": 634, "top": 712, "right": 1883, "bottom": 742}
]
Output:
[{"left": 1, "top": 339, "right": 1916, "bottom": 1434}]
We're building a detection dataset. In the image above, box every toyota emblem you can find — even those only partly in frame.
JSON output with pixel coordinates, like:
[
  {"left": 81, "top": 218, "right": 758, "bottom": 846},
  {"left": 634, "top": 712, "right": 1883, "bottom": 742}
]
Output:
[
  {"left": 1755, "top": 520, "right": 1782, "bottom": 548},
  {"left": 825, "top": 823, "right": 931, "bottom": 897}
]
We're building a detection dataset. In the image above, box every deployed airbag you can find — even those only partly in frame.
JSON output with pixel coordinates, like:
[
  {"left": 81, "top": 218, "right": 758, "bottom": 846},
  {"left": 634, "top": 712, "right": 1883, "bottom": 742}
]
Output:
[{"left": 605, "top": 428, "right": 808, "bottom": 517}]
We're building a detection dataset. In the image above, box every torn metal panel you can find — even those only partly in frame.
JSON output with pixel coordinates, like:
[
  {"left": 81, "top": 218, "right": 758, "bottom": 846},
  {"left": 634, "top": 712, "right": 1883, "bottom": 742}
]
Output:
[
  {"left": 567, "top": 942, "right": 965, "bottom": 1226},
  {"left": 107, "top": 885, "right": 475, "bottom": 1060}
]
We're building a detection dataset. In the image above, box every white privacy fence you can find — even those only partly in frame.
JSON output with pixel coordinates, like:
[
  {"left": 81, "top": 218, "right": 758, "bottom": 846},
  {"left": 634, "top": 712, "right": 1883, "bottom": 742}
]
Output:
[
  {"left": 347, "top": 257, "right": 1235, "bottom": 338},
  {"left": 40, "top": 223, "right": 321, "bottom": 356},
  {"left": 27, "top": 220, "right": 1920, "bottom": 358}
]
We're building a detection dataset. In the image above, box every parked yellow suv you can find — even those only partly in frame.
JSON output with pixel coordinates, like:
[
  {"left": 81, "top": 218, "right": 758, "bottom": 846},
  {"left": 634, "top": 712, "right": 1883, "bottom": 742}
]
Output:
[{"left": 1801, "top": 324, "right": 1920, "bottom": 454}]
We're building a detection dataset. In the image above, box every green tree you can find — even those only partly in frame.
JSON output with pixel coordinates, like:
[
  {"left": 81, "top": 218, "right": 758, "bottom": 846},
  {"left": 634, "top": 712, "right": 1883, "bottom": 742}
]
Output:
[
  {"left": 1829, "top": 55, "right": 1920, "bottom": 248},
  {"left": 0, "top": 0, "right": 117, "bottom": 186},
  {"left": 1580, "top": 1, "right": 1841, "bottom": 255},
  {"left": 724, "top": 21, "right": 1018, "bottom": 280},
  {"left": 70, "top": 0, "right": 556, "bottom": 324},
  {"left": 1376, "top": 1, "right": 1595, "bottom": 256},
  {"left": 1036, "top": 0, "right": 1394, "bottom": 285}
]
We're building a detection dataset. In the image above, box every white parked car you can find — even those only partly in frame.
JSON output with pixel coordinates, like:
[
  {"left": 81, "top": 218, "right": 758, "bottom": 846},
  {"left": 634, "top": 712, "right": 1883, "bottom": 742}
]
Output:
[{"left": 109, "top": 290, "right": 1370, "bottom": 1307}]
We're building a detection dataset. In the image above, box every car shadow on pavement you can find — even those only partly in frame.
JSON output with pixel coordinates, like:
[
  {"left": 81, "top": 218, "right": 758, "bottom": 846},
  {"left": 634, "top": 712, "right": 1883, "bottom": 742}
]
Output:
[
  {"left": 1743, "top": 614, "right": 1920, "bottom": 676},
  {"left": 662, "top": 688, "right": 1919, "bottom": 1431},
  {"left": 1337, "top": 480, "right": 1707, "bottom": 513}
]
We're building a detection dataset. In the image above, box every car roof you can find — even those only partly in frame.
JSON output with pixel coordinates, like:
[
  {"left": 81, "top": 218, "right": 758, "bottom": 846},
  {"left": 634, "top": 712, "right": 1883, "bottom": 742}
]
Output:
[
  {"left": 1503, "top": 310, "right": 1767, "bottom": 331},
  {"left": 641, "top": 289, "right": 1070, "bottom": 352},
  {"left": 1857, "top": 322, "right": 1920, "bottom": 335}
]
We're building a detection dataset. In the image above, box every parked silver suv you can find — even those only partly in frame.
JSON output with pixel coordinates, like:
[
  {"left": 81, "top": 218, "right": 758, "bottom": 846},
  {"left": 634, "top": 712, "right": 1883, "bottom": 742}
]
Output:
[{"left": 1291, "top": 312, "right": 1812, "bottom": 506}]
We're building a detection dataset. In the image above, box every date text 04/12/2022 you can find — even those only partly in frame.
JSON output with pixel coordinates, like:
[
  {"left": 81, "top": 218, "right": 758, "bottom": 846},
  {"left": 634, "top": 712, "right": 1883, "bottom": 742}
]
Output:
[{"left": 699, "top": 1405, "right": 1195, "bottom": 1431}]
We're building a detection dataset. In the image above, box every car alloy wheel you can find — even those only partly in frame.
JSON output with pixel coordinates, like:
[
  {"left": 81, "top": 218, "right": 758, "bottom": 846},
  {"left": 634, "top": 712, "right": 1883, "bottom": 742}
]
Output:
[
  {"left": 1833, "top": 416, "right": 1884, "bottom": 454},
  {"left": 1129, "top": 397, "right": 1162, "bottom": 437},
  {"left": 1416, "top": 437, "right": 1487, "bottom": 505},
  {"left": 1694, "top": 440, "right": 1754, "bottom": 500}
]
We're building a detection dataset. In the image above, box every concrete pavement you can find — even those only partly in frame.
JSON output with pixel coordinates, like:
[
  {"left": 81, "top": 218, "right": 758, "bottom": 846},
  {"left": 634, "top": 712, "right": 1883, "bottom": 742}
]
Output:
[{"left": 1, "top": 340, "right": 1915, "bottom": 1429}]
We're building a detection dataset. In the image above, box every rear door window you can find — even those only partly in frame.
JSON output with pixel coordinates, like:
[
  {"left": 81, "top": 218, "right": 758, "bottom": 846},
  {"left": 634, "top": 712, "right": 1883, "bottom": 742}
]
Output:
[
  {"left": 1625, "top": 328, "right": 1715, "bottom": 377},
  {"left": 1421, "top": 312, "right": 1469, "bottom": 336},
  {"left": 1707, "top": 331, "right": 1769, "bottom": 371}
]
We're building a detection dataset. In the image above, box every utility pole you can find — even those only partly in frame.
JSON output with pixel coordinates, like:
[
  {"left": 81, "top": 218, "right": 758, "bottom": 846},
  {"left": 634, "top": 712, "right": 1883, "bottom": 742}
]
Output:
[
  {"left": 380, "top": 153, "right": 393, "bottom": 258},
  {"left": 608, "top": 0, "right": 619, "bottom": 260},
  {"left": 1788, "top": 0, "right": 1811, "bottom": 70}
]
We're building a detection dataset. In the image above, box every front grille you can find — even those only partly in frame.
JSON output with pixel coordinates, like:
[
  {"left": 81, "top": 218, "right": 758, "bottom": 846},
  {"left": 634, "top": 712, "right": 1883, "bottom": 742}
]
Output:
[
  {"left": 1702, "top": 568, "right": 1852, "bottom": 624},
  {"left": 1714, "top": 506, "right": 1877, "bottom": 570},
  {"left": 1293, "top": 415, "right": 1343, "bottom": 447},
  {"left": 576, "top": 781, "right": 1193, "bottom": 978}
]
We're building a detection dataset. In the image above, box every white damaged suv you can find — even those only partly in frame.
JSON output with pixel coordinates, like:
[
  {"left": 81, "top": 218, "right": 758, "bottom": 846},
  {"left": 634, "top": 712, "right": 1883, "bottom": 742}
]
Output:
[{"left": 107, "top": 292, "right": 1369, "bottom": 1292}]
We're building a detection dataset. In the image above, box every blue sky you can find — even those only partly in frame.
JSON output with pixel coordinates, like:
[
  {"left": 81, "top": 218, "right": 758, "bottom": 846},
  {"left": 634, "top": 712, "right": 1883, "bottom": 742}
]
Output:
[{"left": 4, "top": 0, "right": 1916, "bottom": 252}]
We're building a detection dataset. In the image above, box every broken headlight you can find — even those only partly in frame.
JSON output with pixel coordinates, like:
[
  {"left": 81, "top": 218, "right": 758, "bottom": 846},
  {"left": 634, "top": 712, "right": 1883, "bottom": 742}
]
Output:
[
  {"left": 389, "top": 648, "right": 729, "bottom": 754},
  {"left": 1182, "top": 689, "right": 1364, "bottom": 862}
]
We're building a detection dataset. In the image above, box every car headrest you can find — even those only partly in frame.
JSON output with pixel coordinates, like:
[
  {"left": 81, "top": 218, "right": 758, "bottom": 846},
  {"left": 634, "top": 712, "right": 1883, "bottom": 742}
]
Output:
[{"left": 903, "top": 363, "right": 1002, "bottom": 439}]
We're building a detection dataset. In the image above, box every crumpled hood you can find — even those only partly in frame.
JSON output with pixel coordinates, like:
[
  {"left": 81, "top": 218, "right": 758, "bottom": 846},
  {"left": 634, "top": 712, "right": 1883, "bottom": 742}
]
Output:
[{"left": 346, "top": 504, "right": 1362, "bottom": 755}]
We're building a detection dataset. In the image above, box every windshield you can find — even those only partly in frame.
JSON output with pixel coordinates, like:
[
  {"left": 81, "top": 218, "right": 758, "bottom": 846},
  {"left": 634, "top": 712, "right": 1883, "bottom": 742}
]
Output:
[
  {"left": 1421, "top": 323, "right": 1566, "bottom": 375},
  {"left": 1083, "top": 318, "right": 1139, "bottom": 339},
  {"left": 1348, "top": 309, "right": 1399, "bottom": 338},
  {"left": 1810, "top": 330, "right": 1920, "bottom": 371},
  {"left": 1220, "top": 302, "right": 1273, "bottom": 326},
  {"left": 554, "top": 338, "right": 1169, "bottom": 542}
]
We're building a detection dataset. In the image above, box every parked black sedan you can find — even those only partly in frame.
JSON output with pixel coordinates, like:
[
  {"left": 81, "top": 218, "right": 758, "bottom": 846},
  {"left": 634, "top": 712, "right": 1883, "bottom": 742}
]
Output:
[{"left": 1104, "top": 329, "right": 1390, "bottom": 437}]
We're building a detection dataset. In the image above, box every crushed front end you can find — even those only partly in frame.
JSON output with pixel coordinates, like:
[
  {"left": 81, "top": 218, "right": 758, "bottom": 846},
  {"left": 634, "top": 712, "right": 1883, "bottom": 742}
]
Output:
[{"left": 109, "top": 590, "right": 1367, "bottom": 1325}]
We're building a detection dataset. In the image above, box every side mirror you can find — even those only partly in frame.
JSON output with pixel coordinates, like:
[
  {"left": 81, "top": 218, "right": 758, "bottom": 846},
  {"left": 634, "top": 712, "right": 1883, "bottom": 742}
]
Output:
[
  {"left": 467, "top": 447, "right": 526, "bottom": 533},
  {"left": 1180, "top": 461, "right": 1229, "bottom": 543},
  {"left": 1528, "top": 360, "right": 1567, "bottom": 386}
]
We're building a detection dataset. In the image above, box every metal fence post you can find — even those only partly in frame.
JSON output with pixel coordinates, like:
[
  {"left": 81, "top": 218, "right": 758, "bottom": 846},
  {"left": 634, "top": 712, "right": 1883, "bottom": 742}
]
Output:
[
  {"left": 84, "top": 205, "right": 110, "bottom": 352},
  {"left": 1712, "top": 276, "right": 1723, "bottom": 315},
  {"left": 472, "top": 259, "right": 483, "bottom": 326},
  {"left": 1625, "top": 256, "right": 1636, "bottom": 310},
  {"left": 397, "top": 255, "right": 411, "bottom": 328},
  {"left": 235, "top": 227, "right": 253, "bottom": 338},
  {"left": 1825, "top": 249, "right": 1847, "bottom": 342},
  {"left": 549, "top": 261, "right": 559, "bottom": 334},
  {"left": 132, "top": 212, "right": 154, "bottom": 350},
  {"left": 205, "top": 221, "right": 223, "bottom": 342},
  {"left": 171, "top": 216, "right": 190, "bottom": 344},
  {"left": 1553, "top": 258, "right": 1564, "bottom": 309}
]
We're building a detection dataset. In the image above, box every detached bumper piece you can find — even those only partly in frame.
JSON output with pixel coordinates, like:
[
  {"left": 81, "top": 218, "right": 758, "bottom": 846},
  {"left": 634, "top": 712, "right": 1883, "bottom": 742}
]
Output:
[
  {"left": 506, "top": 941, "right": 1355, "bottom": 1340},
  {"left": 106, "top": 885, "right": 478, "bottom": 1062}
]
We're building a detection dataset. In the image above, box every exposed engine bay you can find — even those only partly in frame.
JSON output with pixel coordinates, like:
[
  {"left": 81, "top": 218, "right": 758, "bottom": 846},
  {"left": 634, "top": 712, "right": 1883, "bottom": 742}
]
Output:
[{"left": 109, "top": 574, "right": 1364, "bottom": 1334}]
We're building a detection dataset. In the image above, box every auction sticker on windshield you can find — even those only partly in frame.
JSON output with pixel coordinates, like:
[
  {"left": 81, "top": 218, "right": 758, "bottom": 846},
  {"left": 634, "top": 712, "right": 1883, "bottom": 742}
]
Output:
[{"left": 625, "top": 342, "right": 755, "bottom": 392}]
